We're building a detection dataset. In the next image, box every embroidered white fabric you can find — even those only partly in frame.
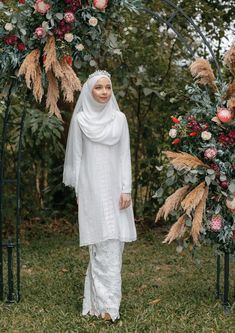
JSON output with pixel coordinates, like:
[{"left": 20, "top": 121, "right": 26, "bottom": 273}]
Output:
[{"left": 82, "top": 239, "right": 124, "bottom": 321}]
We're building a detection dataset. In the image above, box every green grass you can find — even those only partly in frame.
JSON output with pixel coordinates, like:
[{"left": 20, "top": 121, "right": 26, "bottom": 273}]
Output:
[{"left": 1, "top": 225, "right": 235, "bottom": 333}]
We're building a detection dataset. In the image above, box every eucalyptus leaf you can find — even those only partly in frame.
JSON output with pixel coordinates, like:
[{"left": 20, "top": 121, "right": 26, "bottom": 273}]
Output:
[
  {"left": 228, "top": 183, "right": 235, "bottom": 193},
  {"left": 20, "top": 28, "right": 27, "bottom": 36},
  {"left": 205, "top": 176, "right": 211, "bottom": 186}
]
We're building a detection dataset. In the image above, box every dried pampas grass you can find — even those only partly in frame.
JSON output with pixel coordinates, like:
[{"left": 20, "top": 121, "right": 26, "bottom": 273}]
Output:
[
  {"left": 224, "top": 44, "right": 235, "bottom": 76},
  {"left": 43, "top": 36, "right": 63, "bottom": 78},
  {"left": 181, "top": 181, "right": 206, "bottom": 215},
  {"left": 18, "top": 49, "right": 43, "bottom": 102},
  {"left": 18, "top": 36, "right": 82, "bottom": 120},
  {"left": 60, "top": 59, "right": 82, "bottom": 102},
  {"left": 46, "top": 70, "right": 62, "bottom": 121},
  {"left": 163, "top": 214, "right": 186, "bottom": 244},
  {"left": 191, "top": 186, "right": 208, "bottom": 243},
  {"left": 190, "top": 58, "right": 217, "bottom": 90},
  {"left": 223, "top": 81, "right": 235, "bottom": 99},
  {"left": 163, "top": 151, "right": 207, "bottom": 170},
  {"left": 228, "top": 98, "right": 235, "bottom": 110},
  {"left": 156, "top": 185, "right": 190, "bottom": 221}
]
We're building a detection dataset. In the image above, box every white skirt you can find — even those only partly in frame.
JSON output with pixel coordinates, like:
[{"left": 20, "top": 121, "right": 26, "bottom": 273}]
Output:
[{"left": 82, "top": 239, "right": 124, "bottom": 321}]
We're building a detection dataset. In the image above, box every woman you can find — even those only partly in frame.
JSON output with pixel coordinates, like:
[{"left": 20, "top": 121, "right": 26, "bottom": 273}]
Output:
[{"left": 63, "top": 70, "right": 137, "bottom": 321}]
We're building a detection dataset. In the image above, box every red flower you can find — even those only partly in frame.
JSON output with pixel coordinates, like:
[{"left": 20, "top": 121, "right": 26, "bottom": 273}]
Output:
[
  {"left": 172, "top": 138, "right": 181, "bottom": 145},
  {"left": 189, "top": 132, "right": 197, "bottom": 137},
  {"left": 17, "top": 42, "right": 26, "bottom": 51},
  {"left": 171, "top": 116, "right": 180, "bottom": 124},
  {"left": 229, "top": 130, "right": 235, "bottom": 139},
  {"left": 220, "top": 180, "right": 229, "bottom": 189},
  {"left": 18, "top": 0, "right": 26, "bottom": 3},
  {"left": 4, "top": 35, "right": 18, "bottom": 45},
  {"left": 63, "top": 55, "right": 73, "bottom": 66}
]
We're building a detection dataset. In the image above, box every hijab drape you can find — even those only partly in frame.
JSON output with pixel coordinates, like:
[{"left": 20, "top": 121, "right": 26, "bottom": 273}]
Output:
[{"left": 63, "top": 72, "right": 124, "bottom": 189}]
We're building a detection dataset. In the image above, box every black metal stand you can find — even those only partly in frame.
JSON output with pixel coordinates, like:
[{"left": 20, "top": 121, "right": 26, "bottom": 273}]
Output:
[
  {"left": 216, "top": 252, "right": 232, "bottom": 314},
  {"left": 7, "top": 241, "right": 14, "bottom": 303},
  {"left": 0, "top": 82, "right": 25, "bottom": 302}
]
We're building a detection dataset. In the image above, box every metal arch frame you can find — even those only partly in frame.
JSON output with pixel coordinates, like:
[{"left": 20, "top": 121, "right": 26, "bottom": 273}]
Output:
[{"left": 142, "top": 0, "right": 222, "bottom": 80}]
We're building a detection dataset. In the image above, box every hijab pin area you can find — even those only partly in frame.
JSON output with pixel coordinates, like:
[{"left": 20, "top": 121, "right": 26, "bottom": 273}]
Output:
[{"left": 88, "top": 70, "right": 111, "bottom": 79}]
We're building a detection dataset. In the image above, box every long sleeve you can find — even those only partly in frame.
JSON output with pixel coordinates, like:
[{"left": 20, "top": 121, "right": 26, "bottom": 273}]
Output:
[
  {"left": 74, "top": 124, "right": 83, "bottom": 197},
  {"left": 120, "top": 115, "right": 132, "bottom": 193},
  {"left": 63, "top": 112, "right": 83, "bottom": 197}
]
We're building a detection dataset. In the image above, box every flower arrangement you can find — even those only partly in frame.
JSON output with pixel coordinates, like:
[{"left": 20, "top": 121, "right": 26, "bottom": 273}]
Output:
[
  {"left": 0, "top": 0, "right": 141, "bottom": 118},
  {"left": 156, "top": 45, "right": 235, "bottom": 253}
]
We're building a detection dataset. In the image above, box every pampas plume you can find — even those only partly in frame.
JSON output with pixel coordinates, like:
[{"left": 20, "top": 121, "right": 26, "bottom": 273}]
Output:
[
  {"left": 223, "top": 81, "right": 235, "bottom": 99},
  {"left": 224, "top": 44, "right": 235, "bottom": 76},
  {"left": 18, "top": 49, "right": 43, "bottom": 102},
  {"left": 191, "top": 186, "right": 208, "bottom": 243},
  {"left": 163, "top": 151, "right": 207, "bottom": 170},
  {"left": 163, "top": 214, "right": 186, "bottom": 244},
  {"left": 228, "top": 98, "right": 235, "bottom": 110},
  {"left": 190, "top": 58, "right": 217, "bottom": 90},
  {"left": 46, "top": 70, "right": 62, "bottom": 121},
  {"left": 43, "top": 36, "right": 63, "bottom": 78},
  {"left": 60, "top": 59, "right": 82, "bottom": 102},
  {"left": 181, "top": 181, "right": 206, "bottom": 215},
  {"left": 156, "top": 185, "right": 190, "bottom": 221}
]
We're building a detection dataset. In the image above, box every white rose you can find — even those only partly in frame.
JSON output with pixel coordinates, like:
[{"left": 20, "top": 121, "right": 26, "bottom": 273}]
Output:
[
  {"left": 64, "top": 33, "right": 74, "bottom": 43},
  {"left": 201, "top": 131, "right": 212, "bottom": 141},
  {"left": 89, "top": 17, "right": 98, "bottom": 27},
  {"left": 169, "top": 128, "right": 177, "bottom": 138},
  {"left": 5, "top": 23, "right": 14, "bottom": 31},
  {"left": 75, "top": 43, "right": 84, "bottom": 51}
]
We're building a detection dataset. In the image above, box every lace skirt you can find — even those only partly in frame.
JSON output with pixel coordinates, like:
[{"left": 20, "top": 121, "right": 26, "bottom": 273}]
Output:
[{"left": 82, "top": 239, "right": 124, "bottom": 321}]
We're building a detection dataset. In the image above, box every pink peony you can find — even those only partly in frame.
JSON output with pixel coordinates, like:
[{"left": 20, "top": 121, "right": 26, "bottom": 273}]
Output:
[
  {"left": 210, "top": 215, "right": 223, "bottom": 232},
  {"left": 35, "top": 26, "right": 46, "bottom": 38},
  {"left": 93, "top": 0, "right": 109, "bottom": 11},
  {"left": 34, "top": 0, "right": 51, "bottom": 15},
  {"left": 204, "top": 148, "right": 217, "bottom": 160},
  {"left": 64, "top": 12, "right": 75, "bottom": 23}
]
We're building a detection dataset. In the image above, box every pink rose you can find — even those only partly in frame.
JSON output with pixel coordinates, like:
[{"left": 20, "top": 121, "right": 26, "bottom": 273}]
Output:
[
  {"left": 204, "top": 148, "right": 217, "bottom": 160},
  {"left": 89, "top": 17, "right": 98, "bottom": 27},
  {"left": 35, "top": 26, "right": 46, "bottom": 39},
  {"left": 93, "top": 0, "right": 109, "bottom": 11},
  {"left": 34, "top": 0, "right": 51, "bottom": 15},
  {"left": 64, "top": 12, "right": 75, "bottom": 23}
]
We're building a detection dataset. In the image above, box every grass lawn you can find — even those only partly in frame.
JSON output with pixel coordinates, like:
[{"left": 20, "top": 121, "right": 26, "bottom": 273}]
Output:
[{"left": 1, "top": 224, "right": 235, "bottom": 333}]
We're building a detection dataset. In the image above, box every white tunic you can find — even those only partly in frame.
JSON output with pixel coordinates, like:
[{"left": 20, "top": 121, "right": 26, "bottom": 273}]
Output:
[{"left": 75, "top": 112, "right": 137, "bottom": 246}]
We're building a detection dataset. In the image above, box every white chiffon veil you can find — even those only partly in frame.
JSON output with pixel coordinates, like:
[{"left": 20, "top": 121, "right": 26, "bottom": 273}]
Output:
[{"left": 63, "top": 71, "right": 124, "bottom": 190}]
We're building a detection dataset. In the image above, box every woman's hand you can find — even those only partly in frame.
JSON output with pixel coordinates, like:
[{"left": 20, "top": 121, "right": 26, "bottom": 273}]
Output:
[{"left": 119, "top": 193, "right": 132, "bottom": 210}]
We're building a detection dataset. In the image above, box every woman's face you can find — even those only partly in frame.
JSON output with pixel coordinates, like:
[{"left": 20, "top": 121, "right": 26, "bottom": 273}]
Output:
[{"left": 92, "top": 77, "right": 112, "bottom": 104}]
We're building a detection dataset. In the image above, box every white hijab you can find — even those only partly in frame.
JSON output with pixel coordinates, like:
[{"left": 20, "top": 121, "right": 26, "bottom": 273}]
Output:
[{"left": 63, "top": 71, "right": 124, "bottom": 189}]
